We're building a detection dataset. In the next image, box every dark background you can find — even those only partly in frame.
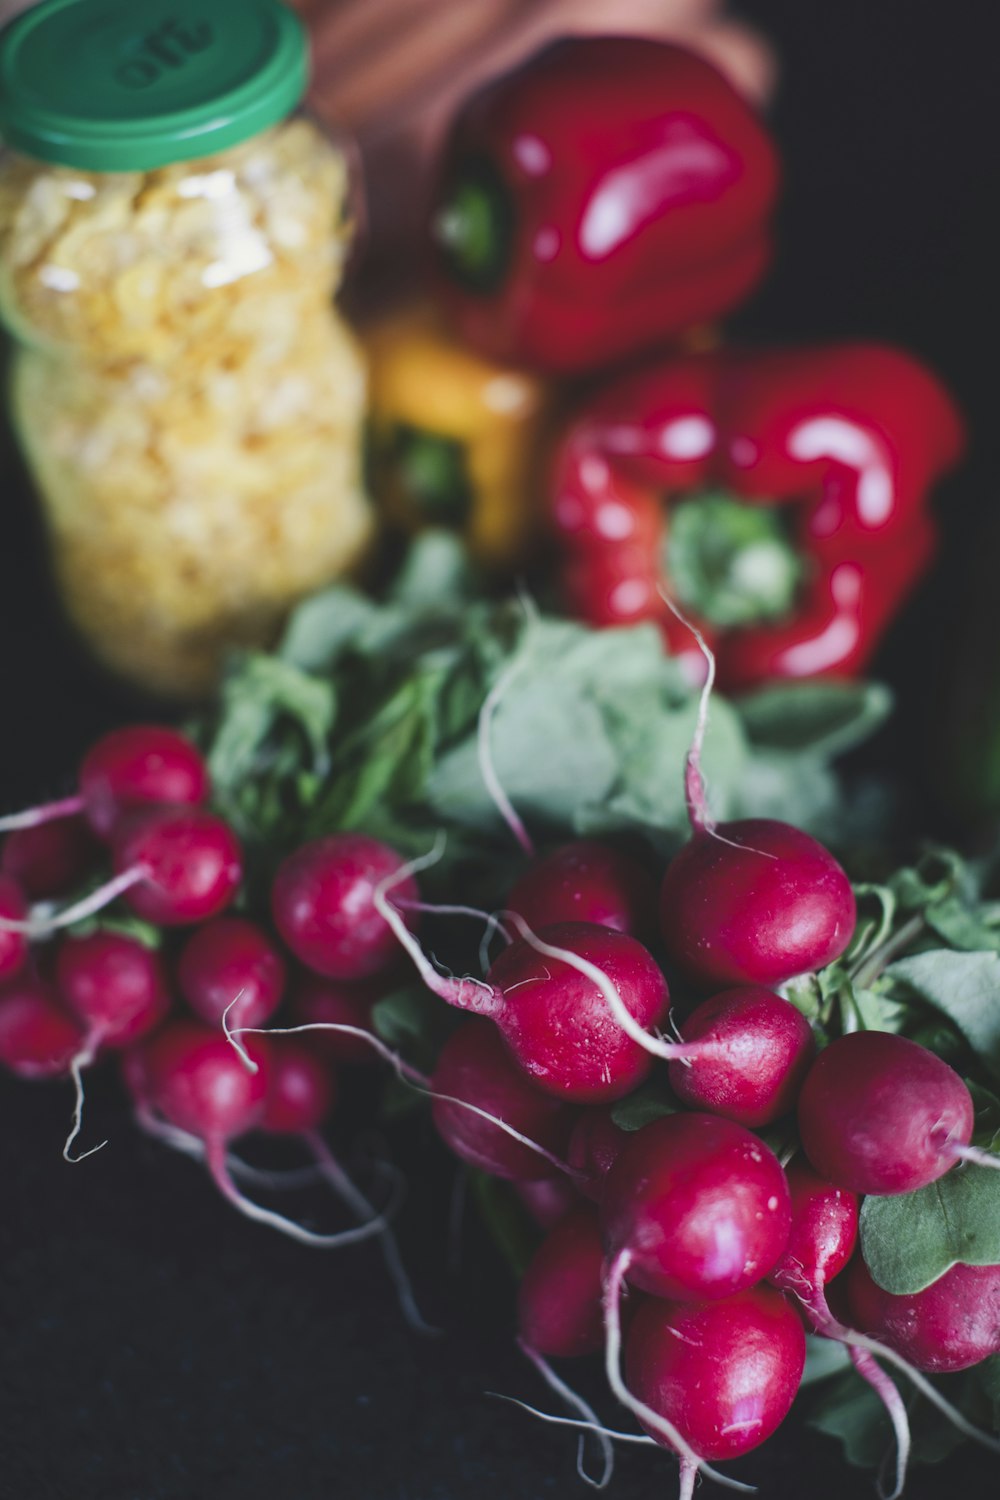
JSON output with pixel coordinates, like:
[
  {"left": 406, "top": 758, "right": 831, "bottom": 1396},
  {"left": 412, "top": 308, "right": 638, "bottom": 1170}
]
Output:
[{"left": 2, "top": 2, "right": 999, "bottom": 1496}]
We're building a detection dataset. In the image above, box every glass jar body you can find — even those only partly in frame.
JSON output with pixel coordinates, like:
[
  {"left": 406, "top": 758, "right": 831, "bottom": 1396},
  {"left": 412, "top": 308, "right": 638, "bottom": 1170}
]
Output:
[{"left": 0, "top": 112, "right": 370, "bottom": 697}]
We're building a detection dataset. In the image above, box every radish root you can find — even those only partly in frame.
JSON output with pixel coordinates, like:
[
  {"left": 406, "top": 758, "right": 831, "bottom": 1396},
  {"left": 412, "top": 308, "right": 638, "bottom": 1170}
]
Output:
[{"left": 518, "top": 1338, "right": 615, "bottom": 1489}]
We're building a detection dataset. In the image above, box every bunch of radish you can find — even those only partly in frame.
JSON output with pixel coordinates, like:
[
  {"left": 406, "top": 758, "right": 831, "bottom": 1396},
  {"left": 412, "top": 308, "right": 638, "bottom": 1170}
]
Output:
[{"left": 4, "top": 717, "right": 1000, "bottom": 1499}]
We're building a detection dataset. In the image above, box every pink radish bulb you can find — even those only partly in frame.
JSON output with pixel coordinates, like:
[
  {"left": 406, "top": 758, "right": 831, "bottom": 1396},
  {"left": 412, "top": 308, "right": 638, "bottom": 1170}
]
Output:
[
  {"left": 625, "top": 1286, "right": 806, "bottom": 1461},
  {"left": 660, "top": 819, "right": 856, "bottom": 988},
  {"left": 0, "top": 874, "right": 28, "bottom": 982},
  {"left": 845, "top": 1256, "right": 1000, "bottom": 1374},
  {"left": 272, "top": 834, "right": 418, "bottom": 980},
  {"left": 288, "top": 973, "right": 381, "bottom": 1066},
  {"left": 0, "top": 974, "right": 84, "bottom": 1079},
  {"left": 797, "top": 1030, "right": 975, "bottom": 1194},
  {"left": 2, "top": 815, "right": 99, "bottom": 900},
  {"left": 260, "top": 1038, "right": 337, "bottom": 1135},
  {"left": 178, "top": 917, "right": 286, "bottom": 1030},
  {"left": 80, "top": 725, "right": 209, "bottom": 838},
  {"left": 484, "top": 922, "right": 670, "bottom": 1103},
  {"left": 431, "top": 1018, "right": 576, "bottom": 1181},
  {"left": 768, "top": 1156, "right": 858, "bottom": 1305},
  {"left": 142, "top": 1019, "right": 271, "bottom": 1143},
  {"left": 512, "top": 1175, "right": 580, "bottom": 1230},
  {"left": 567, "top": 1106, "right": 630, "bottom": 1202},
  {"left": 602, "top": 1112, "right": 791, "bottom": 1302},
  {"left": 667, "top": 987, "right": 816, "bottom": 1127},
  {"left": 506, "top": 840, "right": 656, "bottom": 939},
  {"left": 56, "top": 931, "right": 169, "bottom": 1049},
  {"left": 517, "top": 1204, "right": 606, "bottom": 1358},
  {"left": 112, "top": 806, "right": 243, "bottom": 925}
]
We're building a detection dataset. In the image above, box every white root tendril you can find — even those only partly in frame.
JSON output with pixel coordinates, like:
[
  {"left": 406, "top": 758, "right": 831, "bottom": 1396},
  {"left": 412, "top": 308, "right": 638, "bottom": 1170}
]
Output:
[
  {"left": 134, "top": 1106, "right": 323, "bottom": 1188},
  {"left": 477, "top": 653, "right": 535, "bottom": 857},
  {"left": 657, "top": 589, "right": 775, "bottom": 860},
  {"left": 0, "top": 792, "right": 83, "bottom": 833},
  {"left": 394, "top": 898, "right": 512, "bottom": 956},
  {"left": 63, "top": 1037, "right": 107, "bottom": 1163},
  {"left": 805, "top": 1293, "right": 1000, "bottom": 1459},
  {"left": 948, "top": 1142, "right": 1000, "bottom": 1172},
  {"left": 502, "top": 912, "right": 697, "bottom": 1068},
  {"left": 848, "top": 1345, "right": 910, "bottom": 1500},
  {"left": 205, "top": 1138, "right": 402, "bottom": 1250},
  {"left": 305, "top": 1130, "right": 439, "bottom": 1337},
  {"left": 488, "top": 1394, "right": 657, "bottom": 1447},
  {"left": 371, "top": 836, "right": 496, "bottom": 1014},
  {"left": 603, "top": 1250, "right": 756, "bottom": 1496},
  {"left": 226, "top": 1020, "right": 582, "bottom": 1180},
  {"left": 518, "top": 1339, "right": 615, "bottom": 1489},
  {"left": 0, "top": 865, "right": 148, "bottom": 938}
]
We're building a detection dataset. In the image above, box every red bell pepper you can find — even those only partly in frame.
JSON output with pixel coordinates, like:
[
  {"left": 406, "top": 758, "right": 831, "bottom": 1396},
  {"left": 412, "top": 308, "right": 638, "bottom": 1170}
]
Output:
[
  {"left": 550, "top": 343, "right": 964, "bottom": 689},
  {"left": 428, "top": 36, "right": 779, "bottom": 375}
]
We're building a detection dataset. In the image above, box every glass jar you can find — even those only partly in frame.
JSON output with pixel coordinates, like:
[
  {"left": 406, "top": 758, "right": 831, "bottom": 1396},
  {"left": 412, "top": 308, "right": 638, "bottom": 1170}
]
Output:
[{"left": 0, "top": 0, "right": 371, "bottom": 697}]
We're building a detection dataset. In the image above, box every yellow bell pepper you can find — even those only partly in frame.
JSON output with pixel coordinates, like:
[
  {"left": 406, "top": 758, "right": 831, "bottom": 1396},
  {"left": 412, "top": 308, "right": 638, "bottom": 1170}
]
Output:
[{"left": 365, "top": 306, "right": 554, "bottom": 569}]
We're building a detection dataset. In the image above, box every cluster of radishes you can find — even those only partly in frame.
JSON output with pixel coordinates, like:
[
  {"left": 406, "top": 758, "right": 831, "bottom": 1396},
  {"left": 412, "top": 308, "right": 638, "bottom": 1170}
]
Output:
[
  {"left": 0, "top": 727, "right": 431, "bottom": 1286},
  {"left": 387, "top": 807, "right": 1000, "bottom": 1494},
  {"left": 3, "top": 721, "right": 1000, "bottom": 1498}
]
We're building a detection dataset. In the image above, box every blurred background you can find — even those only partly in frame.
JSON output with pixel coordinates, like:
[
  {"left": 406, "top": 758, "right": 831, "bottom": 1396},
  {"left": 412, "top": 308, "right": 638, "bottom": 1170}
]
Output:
[{"left": 0, "top": 3, "right": 997, "bottom": 1498}]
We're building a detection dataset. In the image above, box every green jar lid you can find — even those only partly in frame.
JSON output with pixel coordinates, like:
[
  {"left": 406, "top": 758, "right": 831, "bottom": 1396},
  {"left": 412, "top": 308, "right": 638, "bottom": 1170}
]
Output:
[{"left": 0, "top": 0, "right": 309, "bottom": 172}]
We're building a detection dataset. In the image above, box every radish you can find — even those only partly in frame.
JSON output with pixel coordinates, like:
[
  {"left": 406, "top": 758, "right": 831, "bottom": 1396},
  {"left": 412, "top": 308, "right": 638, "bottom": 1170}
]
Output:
[
  {"left": 655, "top": 604, "right": 855, "bottom": 989},
  {"left": 0, "top": 874, "right": 27, "bottom": 981},
  {"left": 507, "top": 841, "right": 657, "bottom": 940},
  {"left": 796, "top": 1030, "right": 986, "bottom": 1194},
  {"left": 512, "top": 1175, "right": 580, "bottom": 1230},
  {"left": 602, "top": 1112, "right": 792, "bottom": 1303},
  {"left": 1, "top": 815, "right": 99, "bottom": 900},
  {"left": 0, "top": 724, "right": 209, "bottom": 838},
  {"left": 624, "top": 1287, "right": 806, "bottom": 1500},
  {"left": 135, "top": 1020, "right": 393, "bottom": 1248},
  {"left": 431, "top": 1018, "right": 577, "bottom": 1181},
  {"left": 288, "top": 973, "right": 381, "bottom": 1066},
  {"left": 846, "top": 1257, "right": 1000, "bottom": 1374},
  {"left": 660, "top": 818, "right": 856, "bottom": 988},
  {"left": 567, "top": 1106, "right": 629, "bottom": 1202},
  {"left": 666, "top": 987, "right": 816, "bottom": 1127},
  {"left": 178, "top": 917, "right": 286, "bottom": 1030},
  {"left": 518, "top": 1204, "right": 605, "bottom": 1359},
  {"left": 271, "top": 833, "right": 418, "bottom": 980},
  {"left": 516, "top": 1204, "right": 615, "bottom": 1487},
  {"left": 767, "top": 1157, "right": 911, "bottom": 1500},
  {"left": 0, "top": 972, "right": 83, "bottom": 1079},
  {"left": 111, "top": 806, "right": 243, "bottom": 926},
  {"left": 376, "top": 850, "right": 673, "bottom": 1103},
  {"left": 56, "top": 931, "right": 169, "bottom": 1050}
]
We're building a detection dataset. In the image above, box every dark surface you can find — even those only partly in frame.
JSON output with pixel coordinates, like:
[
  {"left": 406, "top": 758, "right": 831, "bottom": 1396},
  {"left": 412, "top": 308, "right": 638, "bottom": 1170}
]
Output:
[{"left": 2, "top": 2, "right": 1000, "bottom": 1498}]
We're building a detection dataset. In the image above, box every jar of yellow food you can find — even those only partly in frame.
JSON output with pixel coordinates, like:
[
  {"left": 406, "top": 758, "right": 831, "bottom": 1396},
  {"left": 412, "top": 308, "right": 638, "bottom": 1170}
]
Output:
[{"left": 0, "top": 0, "right": 371, "bottom": 697}]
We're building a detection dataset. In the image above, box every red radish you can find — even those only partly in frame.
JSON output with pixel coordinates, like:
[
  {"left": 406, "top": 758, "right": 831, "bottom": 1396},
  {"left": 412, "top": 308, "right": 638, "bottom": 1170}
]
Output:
[
  {"left": 513, "top": 1175, "right": 580, "bottom": 1229},
  {"left": 260, "top": 1039, "right": 337, "bottom": 1136},
  {"left": 660, "top": 818, "right": 856, "bottom": 988},
  {"left": 0, "top": 725, "right": 209, "bottom": 839},
  {"left": 506, "top": 841, "right": 657, "bottom": 940},
  {"left": 667, "top": 987, "right": 816, "bottom": 1127},
  {"left": 178, "top": 917, "right": 286, "bottom": 1031},
  {"left": 288, "top": 974, "right": 382, "bottom": 1066},
  {"left": 272, "top": 834, "right": 418, "bottom": 980},
  {"left": 797, "top": 1030, "right": 978, "bottom": 1194},
  {"left": 0, "top": 874, "right": 27, "bottom": 981},
  {"left": 142, "top": 1020, "right": 271, "bottom": 1143},
  {"left": 56, "top": 931, "right": 169, "bottom": 1050},
  {"left": 766, "top": 1158, "right": 911, "bottom": 1500},
  {"left": 515, "top": 1203, "right": 616, "bottom": 1488},
  {"left": 0, "top": 973, "right": 83, "bottom": 1079},
  {"left": 624, "top": 1287, "right": 806, "bottom": 1498},
  {"left": 567, "top": 1106, "right": 629, "bottom": 1201},
  {"left": 602, "top": 1112, "right": 791, "bottom": 1302},
  {"left": 846, "top": 1257, "right": 1000, "bottom": 1374},
  {"left": 1, "top": 815, "right": 99, "bottom": 900},
  {"left": 112, "top": 806, "right": 243, "bottom": 925},
  {"left": 431, "top": 1019, "right": 577, "bottom": 1181},
  {"left": 377, "top": 860, "right": 674, "bottom": 1102},
  {"left": 518, "top": 1204, "right": 605, "bottom": 1359}
]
